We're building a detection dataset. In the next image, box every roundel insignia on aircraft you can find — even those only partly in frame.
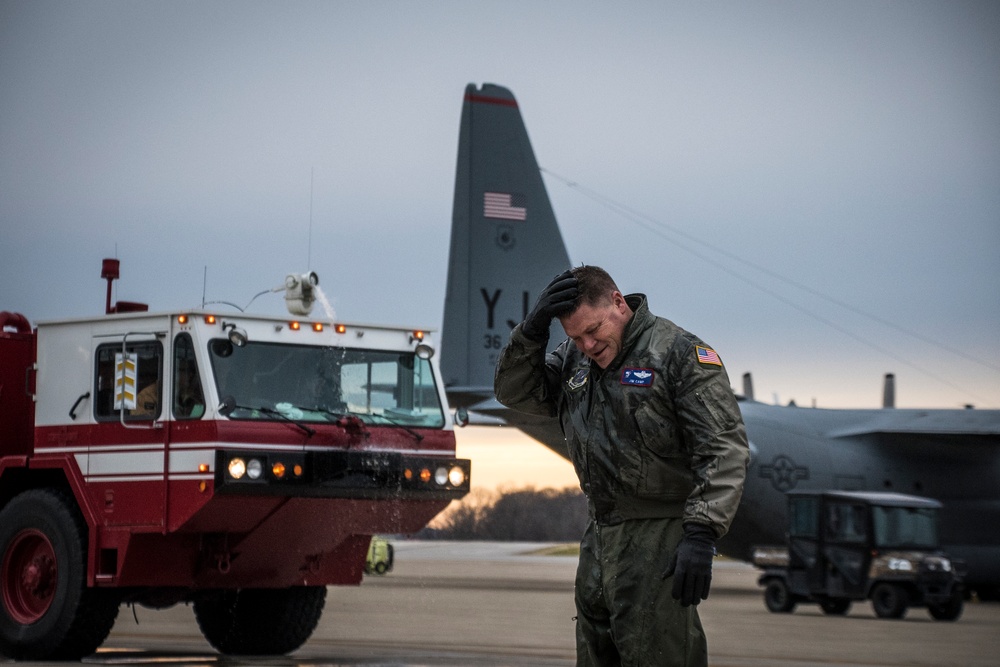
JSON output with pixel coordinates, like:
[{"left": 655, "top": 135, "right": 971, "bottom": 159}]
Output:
[{"left": 759, "top": 455, "right": 810, "bottom": 492}]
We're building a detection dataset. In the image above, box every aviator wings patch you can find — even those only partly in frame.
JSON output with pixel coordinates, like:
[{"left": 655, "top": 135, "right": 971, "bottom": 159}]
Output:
[{"left": 621, "top": 368, "right": 654, "bottom": 387}]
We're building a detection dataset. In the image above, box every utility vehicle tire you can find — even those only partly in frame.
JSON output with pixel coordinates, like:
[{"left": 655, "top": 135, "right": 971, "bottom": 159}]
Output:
[
  {"left": 763, "top": 579, "right": 796, "bottom": 613},
  {"left": 928, "top": 592, "right": 964, "bottom": 621},
  {"left": 0, "top": 488, "right": 120, "bottom": 660},
  {"left": 819, "top": 598, "right": 852, "bottom": 615},
  {"left": 871, "top": 583, "right": 909, "bottom": 619},
  {"left": 194, "top": 586, "right": 327, "bottom": 655}
]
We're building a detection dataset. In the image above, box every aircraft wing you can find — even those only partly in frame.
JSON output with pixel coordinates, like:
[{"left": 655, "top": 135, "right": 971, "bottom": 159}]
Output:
[
  {"left": 446, "top": 384, "right": 570, "bottom": 459},
  {"left": 826, "top": 409, "right": 1000, "bottom": 439},
  {"left": 470, "top": 404, "right": 568, "bottom": 460}
]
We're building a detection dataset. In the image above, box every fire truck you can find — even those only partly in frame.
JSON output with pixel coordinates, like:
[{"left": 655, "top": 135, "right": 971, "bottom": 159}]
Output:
[{"left": 0, "top": 259, "right": 470, "bottom": 660}]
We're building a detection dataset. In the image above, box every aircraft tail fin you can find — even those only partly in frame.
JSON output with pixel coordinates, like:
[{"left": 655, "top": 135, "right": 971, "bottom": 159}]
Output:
[{"left": 441, "top": 83, "right": 572, "bottom": 406}]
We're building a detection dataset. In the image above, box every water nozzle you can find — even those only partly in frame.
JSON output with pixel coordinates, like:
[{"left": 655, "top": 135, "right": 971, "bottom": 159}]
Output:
[{"left": 284, "top": 271, "right": 319, "bottom": 316}]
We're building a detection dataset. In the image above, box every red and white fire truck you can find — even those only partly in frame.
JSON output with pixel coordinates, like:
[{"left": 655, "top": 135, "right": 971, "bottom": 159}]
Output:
[{"left": 0, "top": 260, "right": 470, "bottom": 659}]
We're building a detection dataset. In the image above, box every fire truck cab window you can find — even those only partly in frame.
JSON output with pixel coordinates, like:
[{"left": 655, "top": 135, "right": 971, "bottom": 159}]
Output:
[
  {"left": 94, "top": 341, "right": 163, "bottom": 421},
  {"left": 209, "top": 340, "right": 445, "bottom": 428},
  {"left": 173, "top": 333, "right": 205, "bottom": 419}
]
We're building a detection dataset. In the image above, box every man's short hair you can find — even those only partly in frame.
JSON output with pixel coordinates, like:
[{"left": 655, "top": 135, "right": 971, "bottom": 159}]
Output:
[{"left": 571, "top": 265, "right": 620, "bottom": 308}]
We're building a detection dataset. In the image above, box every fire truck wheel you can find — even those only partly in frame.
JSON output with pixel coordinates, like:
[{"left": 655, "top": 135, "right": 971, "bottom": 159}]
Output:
[
  {"left": 0, "top": 488, "right": 120, "bottom": 660},
  {"left": 871, "top": 582, "right": 909, "bottom": 619},
  {"left": 193, "top": 585, "right": 327, "bottom": 655}
]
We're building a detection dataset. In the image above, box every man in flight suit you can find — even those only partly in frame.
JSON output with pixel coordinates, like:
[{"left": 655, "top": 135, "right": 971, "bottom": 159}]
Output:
[{"left": 494, "top": 266, "right": 749, "bottom": 667}]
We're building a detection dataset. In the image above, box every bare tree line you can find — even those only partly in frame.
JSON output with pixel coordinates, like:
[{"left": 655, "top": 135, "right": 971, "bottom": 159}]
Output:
[{"left": 419, "top": 487, "right": 588, "bottom": 541}]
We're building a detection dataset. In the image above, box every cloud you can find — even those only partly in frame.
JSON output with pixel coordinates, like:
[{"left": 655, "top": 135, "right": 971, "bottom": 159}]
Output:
[{"left": 2, "top": 1, "right": 997, "bottom": 407}]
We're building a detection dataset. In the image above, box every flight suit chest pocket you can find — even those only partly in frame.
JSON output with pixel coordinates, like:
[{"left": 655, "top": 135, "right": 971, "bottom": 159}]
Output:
[{"left": 633, "top": 401, "right": 693, "bottom": 500}]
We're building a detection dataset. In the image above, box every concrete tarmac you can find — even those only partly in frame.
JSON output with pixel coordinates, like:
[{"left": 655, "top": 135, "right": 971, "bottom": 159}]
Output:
[{"left": 6, "top": 541, "right": 998, "bottom": 666}]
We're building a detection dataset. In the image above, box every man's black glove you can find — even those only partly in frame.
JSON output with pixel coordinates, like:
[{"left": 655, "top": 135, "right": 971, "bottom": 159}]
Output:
[
  {"left": 521, "top": 269, "right": 578, "bottom": 341},
  {"left": 662, "top": 523, "right": 717, "bottom": 607}
]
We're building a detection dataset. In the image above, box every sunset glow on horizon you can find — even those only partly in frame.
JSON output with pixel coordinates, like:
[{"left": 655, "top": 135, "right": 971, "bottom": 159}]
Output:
[{"left": 454, "top": 425, "right": 578, "bottom": 494}]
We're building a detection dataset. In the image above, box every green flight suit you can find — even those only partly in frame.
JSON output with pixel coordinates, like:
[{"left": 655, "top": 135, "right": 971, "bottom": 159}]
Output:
[{"left": 495, "top": 294, "right": 749, "bottom": 666}]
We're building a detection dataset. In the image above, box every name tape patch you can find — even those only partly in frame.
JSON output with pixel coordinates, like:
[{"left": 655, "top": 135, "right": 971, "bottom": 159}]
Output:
[{"left": 621, "top": 368, "right": 654, "bottom": 386}]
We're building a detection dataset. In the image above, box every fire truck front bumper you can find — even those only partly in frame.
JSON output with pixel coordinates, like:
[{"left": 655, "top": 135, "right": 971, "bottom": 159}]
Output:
[{"left": 214, "top": 449, "right": 471, "bottom": 501}]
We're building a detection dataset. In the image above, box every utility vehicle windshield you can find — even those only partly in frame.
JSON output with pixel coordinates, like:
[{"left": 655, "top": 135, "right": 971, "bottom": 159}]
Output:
[{"left": 872, "top": 505, "right": 938, "bottom": 549}]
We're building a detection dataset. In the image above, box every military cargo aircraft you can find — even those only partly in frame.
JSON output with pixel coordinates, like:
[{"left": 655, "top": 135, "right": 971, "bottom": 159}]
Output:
[{"left": 440, "top": 83, "right": 1000, "bottom": 598}]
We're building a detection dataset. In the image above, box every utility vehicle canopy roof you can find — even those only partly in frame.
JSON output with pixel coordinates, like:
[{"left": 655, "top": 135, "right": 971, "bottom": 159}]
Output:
[{"left": 786, "top": 490, "right": 942, "bottom": 510}]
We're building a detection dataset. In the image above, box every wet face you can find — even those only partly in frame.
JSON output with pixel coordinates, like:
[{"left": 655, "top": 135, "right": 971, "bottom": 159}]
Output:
[{"left": 559, "top": 292, "right": 632, "bottom": 369}]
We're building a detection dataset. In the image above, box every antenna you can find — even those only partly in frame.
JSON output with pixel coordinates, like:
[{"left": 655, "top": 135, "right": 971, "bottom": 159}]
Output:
[{"left": 308, "top": 166, "right": 314, "bottom": 270}]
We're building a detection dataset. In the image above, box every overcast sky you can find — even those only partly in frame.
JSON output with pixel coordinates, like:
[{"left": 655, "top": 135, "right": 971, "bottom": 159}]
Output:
[{"left": 2, "top": 1, "right": 998, "bottom": 410}]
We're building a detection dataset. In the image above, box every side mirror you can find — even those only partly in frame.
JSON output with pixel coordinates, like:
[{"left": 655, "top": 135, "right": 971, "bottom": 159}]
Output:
[{"left": 218, "top": 395, "right": 236, "bottom": 417}]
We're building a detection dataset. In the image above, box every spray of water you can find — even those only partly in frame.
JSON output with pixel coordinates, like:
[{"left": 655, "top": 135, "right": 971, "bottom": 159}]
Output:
[{"left": 314, "top": 285, "right": 336, "bottom": 322}]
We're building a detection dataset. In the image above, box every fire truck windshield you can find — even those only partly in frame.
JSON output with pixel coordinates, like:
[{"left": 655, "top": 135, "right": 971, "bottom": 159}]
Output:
[{"left": 209, "top": 340, "right": 445, "bottom": 428}]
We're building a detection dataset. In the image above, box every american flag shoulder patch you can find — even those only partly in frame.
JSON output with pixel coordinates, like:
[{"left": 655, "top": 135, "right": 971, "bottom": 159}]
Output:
[{"left": 696, "top": 345, "right": 722, "bottom": 366}]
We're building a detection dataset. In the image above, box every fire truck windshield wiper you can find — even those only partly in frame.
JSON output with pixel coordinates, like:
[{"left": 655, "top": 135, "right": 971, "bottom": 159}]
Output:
[
  {"left": 292, "top": 404, "right": 371, "bottom": 433},
  {"left": 367, "top": 412, "right": 424, "bottom": 442},
  {"left": 218, "top": 396, "right": 315, "bottom": 437},
  {"left": 290, "top": 404, "right": 351, "bottom": 422}
]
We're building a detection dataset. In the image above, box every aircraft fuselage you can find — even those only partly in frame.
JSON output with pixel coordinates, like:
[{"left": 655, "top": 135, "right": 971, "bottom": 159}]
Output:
[{"left": 724, "top": 400, "right": 1000, "bottom": 592}]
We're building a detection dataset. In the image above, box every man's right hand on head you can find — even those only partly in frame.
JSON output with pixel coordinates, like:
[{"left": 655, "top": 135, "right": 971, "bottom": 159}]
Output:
[{"left": 521, "top": 269, "right": 578, "bottom": 341}]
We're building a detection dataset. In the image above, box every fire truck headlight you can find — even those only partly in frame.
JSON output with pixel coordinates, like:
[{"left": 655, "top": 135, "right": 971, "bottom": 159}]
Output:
[
  {"left": 246, "top": 458, "right": 264, "bottom": 480},
  {"left": 228, "top": 457, "right": 247, "bottom": 480},
  {"left": 434, "top": 467, "right": 449, "bottom": 486},
  {"left": 448, "top": 466, "right": 466, "bottom": 487},
  {"left": 222, "top": 322, "right": 248, "bottom": 347}
]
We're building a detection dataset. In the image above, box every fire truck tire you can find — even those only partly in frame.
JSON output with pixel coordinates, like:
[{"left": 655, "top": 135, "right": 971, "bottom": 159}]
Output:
[
  {"left": 871, "top": 582, "right": 909, "bottom": 619},
  {"left": 763, "top": 578, "right": 796, "bottom": 613},
  {"left": 0, "top": 488, "right": 120, "bottom": 660},
  {"left": 193, "top": 585, "right": 327, "bottom": 655}
]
